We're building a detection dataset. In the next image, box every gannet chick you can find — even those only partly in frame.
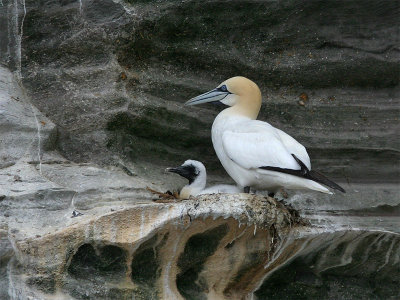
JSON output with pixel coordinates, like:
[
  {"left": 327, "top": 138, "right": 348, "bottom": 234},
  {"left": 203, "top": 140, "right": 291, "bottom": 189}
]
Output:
[
  {"left": 167, "top": 160, "right": 241, "bottom": 199},
  {"left": 185, "top": 77, "right": 345, "bottom": 195}
]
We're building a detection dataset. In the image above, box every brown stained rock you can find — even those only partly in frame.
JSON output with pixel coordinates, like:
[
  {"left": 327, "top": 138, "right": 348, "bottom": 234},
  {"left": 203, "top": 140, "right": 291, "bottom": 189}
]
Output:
[
  {"left": 120, "top": 72, "right": 127, "bottom": 80},
  {"left": 299, "top": 93, "right": 309, "bottom": 102}
]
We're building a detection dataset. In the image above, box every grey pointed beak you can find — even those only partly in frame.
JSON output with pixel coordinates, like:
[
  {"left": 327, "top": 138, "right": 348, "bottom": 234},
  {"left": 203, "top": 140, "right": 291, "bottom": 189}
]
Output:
[
  {"left": 165, "top": 167, "right": 179, "bottom": 174},
  {"left": 185, "top": 88, "right": 230, "bottom": 106},
  {"left": 166, "top": 166, "right": 186, "bottom": 176}
]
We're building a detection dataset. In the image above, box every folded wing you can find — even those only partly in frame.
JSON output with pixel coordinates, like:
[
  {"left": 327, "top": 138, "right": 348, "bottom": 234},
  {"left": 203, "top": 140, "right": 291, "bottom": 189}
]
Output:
[{"left": 221, "top": 120, "right": 311, "bottom": 171}]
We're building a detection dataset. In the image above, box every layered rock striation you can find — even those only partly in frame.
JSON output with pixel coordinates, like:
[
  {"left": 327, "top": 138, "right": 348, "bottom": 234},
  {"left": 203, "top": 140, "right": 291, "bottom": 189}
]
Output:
[
  {"left": 1, "top": 0, "right": 398, "bottom": 184},
  {"left": 0, "top": 0, "right": 399, "bottom": 299}
]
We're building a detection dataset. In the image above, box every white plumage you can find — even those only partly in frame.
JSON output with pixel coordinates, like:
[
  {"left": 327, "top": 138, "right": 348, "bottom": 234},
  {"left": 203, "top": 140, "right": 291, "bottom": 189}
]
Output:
[
  {"left": 167, "top": 160, "right": 241, "bottom": 199},
  {"left": 185, "top": 76, "right": 345, "bottom": 194}
]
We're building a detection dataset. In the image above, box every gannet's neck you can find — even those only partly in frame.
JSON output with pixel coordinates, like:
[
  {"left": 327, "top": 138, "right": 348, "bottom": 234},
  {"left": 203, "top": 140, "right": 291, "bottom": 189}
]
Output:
[
  {"left": 179, "top": 168, "right": 207, "bottom": 198},
  {"left": 222, "top": 88, "right": 261, "bottom": 120}
]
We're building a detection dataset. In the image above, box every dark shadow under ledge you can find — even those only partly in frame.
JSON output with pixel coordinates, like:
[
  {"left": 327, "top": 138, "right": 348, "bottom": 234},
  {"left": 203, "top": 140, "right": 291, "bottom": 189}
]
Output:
[{"left": 8, "top": 193, "right": 311, "bottom": 299}]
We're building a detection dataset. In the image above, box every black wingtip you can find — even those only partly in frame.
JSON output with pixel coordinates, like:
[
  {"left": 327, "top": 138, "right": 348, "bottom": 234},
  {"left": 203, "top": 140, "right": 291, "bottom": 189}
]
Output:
[
  {"left": 291, "top": 154, "right": 346, "bottom": 193},
  {"left": 260, "top": 154, "right": 346, "bottom": 193},
  {"left": 308, "top": 170, "right": 346, "bottom": 193},
  {"left": 291, "top": 154, "right": 309, "bottom": 172}
]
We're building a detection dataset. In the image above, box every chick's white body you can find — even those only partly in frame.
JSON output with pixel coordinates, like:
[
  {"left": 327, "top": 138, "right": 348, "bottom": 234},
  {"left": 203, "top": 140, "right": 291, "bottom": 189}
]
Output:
[
  {"left": 200, "top": 184, "right": 241, "bottom": 195},
  {"left": 172, "top": 160, "right": 241, "bottom": 199},
  {"left": 181, "top": 184, "right": 241, "bottom": 199}
]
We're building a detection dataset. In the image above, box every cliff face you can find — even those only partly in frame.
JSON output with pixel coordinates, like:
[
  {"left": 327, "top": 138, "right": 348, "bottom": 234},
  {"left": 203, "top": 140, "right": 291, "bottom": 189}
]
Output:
[
  {"left": 0, "top": 65, "right": 309, "bottom": 299},
  {"left": 1, "top": 0, "right": 398, "bottom": 182},
  {"left": 0, "top": 0, "right": 399, "bottom": 299}
]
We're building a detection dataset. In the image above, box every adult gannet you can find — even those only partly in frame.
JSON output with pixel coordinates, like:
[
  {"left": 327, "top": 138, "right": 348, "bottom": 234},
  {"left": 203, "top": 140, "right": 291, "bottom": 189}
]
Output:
[
  {"left": 167, "top": 160, "right": 241, "bottom": 199},
  {"left": 185, "top": 77, "right": 345, "bottom": 195}
]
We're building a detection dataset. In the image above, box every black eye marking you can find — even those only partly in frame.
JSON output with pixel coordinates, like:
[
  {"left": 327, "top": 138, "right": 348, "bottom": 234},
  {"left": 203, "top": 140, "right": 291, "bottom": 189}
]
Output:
[{"left": 182, "top": 164, "right": 198, "bottom": 184}]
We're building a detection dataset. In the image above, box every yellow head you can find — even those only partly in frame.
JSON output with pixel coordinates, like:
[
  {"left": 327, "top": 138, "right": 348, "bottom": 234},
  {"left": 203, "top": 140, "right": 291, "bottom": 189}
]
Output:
[{"left": 185, "top": 76, "right": 262, "bottom": 119}]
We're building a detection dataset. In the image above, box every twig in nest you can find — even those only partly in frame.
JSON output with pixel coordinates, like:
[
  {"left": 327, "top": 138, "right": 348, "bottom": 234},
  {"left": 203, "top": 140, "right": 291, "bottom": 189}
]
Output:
[
  {"left": 146, "top": 187, "right": 180, "bottom": 203},
  {"left": 280, "top": 188, "right": 289, "bottom": 199}
]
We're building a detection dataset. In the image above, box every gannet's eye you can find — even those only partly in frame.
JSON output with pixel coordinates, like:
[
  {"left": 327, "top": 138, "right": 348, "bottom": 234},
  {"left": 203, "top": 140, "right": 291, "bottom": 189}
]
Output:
[
  {"left": 219, "top": 85, "right": 228, "bottom": 92},
  {"left": 190, "top": 166, "right": 199, "bottom": 175}
]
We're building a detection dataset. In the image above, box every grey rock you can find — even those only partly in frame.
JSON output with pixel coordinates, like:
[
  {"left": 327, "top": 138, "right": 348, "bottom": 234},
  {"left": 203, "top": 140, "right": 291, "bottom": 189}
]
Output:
[
  {"left": 0, "top": 0, "right": 399, "bottom": 299},
  {"left": 1, "top": 0, "right": 397, "bottom": 186},
  {"left": 0, "top": 67, "right": 56, "bottom": 165}
]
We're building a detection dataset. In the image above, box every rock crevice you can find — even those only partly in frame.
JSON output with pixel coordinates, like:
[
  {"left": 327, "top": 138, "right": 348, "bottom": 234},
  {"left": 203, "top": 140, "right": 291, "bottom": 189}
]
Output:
[{"left": 8, "top": 194, "right": 305, "bottom": 299}]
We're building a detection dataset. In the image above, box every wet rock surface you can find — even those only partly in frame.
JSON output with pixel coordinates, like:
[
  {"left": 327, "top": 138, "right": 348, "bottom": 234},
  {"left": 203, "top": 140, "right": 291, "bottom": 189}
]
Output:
[{"left": 0, "top": 0, "right": 399, "bottom": 299}]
